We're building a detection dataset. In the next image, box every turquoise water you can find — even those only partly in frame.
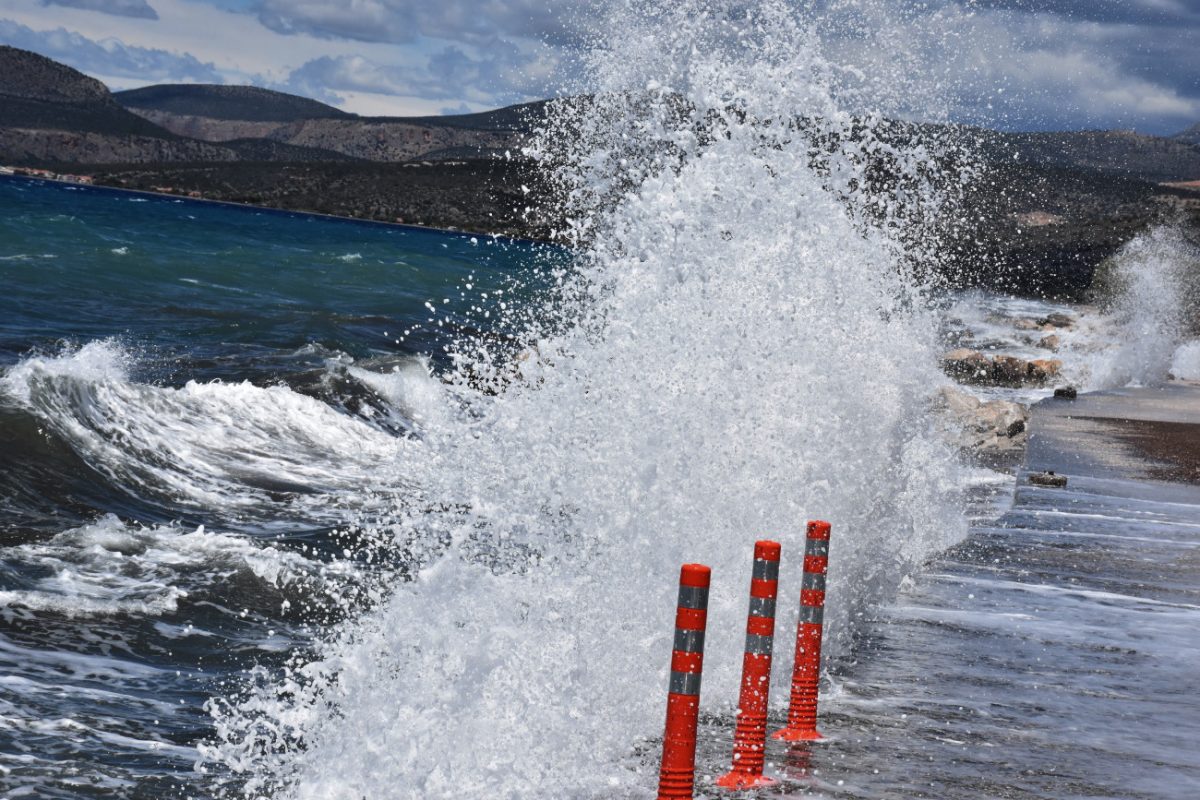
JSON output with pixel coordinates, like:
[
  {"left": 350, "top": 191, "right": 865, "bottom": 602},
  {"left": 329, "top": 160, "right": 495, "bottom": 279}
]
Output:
[
  {"left": 0, "top": 176, "right": 544, "bottom": 374},
  {"left": 0, "top": 175, "right": 553, "bottom": 796}
]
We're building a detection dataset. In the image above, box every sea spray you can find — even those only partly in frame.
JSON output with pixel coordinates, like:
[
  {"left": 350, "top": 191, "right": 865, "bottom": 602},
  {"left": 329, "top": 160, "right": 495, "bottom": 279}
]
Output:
[
  {"left": 205, "top": 2, "right": 971, "bottom": 796},
  {"left": 1083, "top": 227, "right": 1199, "bottom": 389},
  {"left": 1172, "top": 341, "right": 1200, "bottom": 381}
]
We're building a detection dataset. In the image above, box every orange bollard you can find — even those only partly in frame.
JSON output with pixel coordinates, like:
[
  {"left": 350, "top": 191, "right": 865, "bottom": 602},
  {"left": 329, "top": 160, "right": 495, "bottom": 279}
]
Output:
[
  {"left": 657, "top": 563, "right": 711, "bottom": 800},
  {"left": 772, "top": 520, "right": 832, "bottom": 742},
  {"left": 715, "top": 540, "right": 781, "bottom": 790}
]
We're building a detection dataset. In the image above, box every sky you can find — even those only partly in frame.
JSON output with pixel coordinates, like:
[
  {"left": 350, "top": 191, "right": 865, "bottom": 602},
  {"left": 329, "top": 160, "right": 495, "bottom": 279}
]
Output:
[{"left": 0, "top": 0, "right": 1197, "bottom": 133}]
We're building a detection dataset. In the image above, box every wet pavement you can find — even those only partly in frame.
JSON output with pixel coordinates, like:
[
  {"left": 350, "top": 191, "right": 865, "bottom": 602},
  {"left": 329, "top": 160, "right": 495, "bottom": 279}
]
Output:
[{"left": 689, "top": 383, "right": 1200, "bottom": 799}]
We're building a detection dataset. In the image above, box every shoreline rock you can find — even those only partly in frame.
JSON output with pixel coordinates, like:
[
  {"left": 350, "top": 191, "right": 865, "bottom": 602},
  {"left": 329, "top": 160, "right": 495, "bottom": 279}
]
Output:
[
  {"left": 942, "top": 349, "right": 1063, "bottom": 387},
  {"left": 934, "top": 386, "right": 1031, "bottom": 455}
]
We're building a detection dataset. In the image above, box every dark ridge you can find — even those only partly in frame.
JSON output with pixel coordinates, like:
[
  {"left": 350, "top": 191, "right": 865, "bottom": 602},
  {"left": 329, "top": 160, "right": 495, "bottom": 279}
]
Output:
[
  {"left": 977, "top": 128, "right": 1200, "bottom": 183},
  {"left": 115, "top": 84, "right": 352, "bottom": 122},
  {"left": 412, "top": 146, "right": 510, "bottom": 161},
  {"left": 0, "top": 95, "right": 175, "bottom": 138},
  {"left": 942, "top": 159, "right": 1199, "bottom": 299},
  {"left": 0, "top": 46, "right": 178, "bottom": 139},
  {"left": 0, "top": 45, "right": 109, "bottom": 104}
]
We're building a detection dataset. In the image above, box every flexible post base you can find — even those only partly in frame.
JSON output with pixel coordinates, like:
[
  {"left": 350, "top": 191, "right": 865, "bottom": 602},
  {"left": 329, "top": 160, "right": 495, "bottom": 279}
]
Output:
[
  {"left": 714, "top": 771, "right": 778, "bottom": 790},
  {"left": 770, "top": 727, "right": 824, "bottom": 742}
]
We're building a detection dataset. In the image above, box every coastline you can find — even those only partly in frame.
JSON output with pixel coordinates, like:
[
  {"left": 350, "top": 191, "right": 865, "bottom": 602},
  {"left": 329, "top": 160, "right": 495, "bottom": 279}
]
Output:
[{"left": 0, "top": 171, "right": 558, "bottom": 248}]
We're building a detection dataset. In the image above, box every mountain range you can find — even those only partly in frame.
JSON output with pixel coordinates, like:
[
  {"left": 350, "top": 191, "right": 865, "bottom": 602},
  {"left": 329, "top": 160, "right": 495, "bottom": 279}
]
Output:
[{"left": 1, "top": 44, "right": 1198, "bottom": 293}]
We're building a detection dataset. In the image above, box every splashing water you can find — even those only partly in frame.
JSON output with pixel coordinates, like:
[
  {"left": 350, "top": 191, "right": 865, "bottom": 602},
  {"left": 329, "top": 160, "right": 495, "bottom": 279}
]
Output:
[
  {"left": 1172, "top": 341, "right": 1200, "bottom": 381},
  {"left": 205, "top": 2, "right": 970, "bottom": 797},
  {"left": 1, "top": 340, "right": 410, "bottom": 524},
  {"left": 1083, "top": 227, "right": 1198, "bottom": 390}
]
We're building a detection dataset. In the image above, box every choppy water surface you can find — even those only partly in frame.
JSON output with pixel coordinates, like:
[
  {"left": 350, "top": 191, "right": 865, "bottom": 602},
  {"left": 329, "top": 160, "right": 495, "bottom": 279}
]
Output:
[
  {"left": 3, "top": 172, "right": 1198, "bottom": 800},
  {"left": 0, "top": 175, "right": 553, "bottom": 797}
]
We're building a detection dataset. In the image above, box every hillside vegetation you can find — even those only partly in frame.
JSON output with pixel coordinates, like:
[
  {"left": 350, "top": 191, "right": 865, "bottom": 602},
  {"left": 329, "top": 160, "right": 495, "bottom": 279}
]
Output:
[
  {"left": 115, "top": 84, "right": 350, "bottom": 122},
  {"left": 1175, "top": 124, "right": 1200, "bottom": 147}
]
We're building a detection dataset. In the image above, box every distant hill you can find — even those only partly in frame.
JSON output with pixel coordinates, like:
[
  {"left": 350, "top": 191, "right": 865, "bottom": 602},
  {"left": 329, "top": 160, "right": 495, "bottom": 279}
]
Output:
[
  {"left": 115, "top": 84, "right": 351, "bottom": 122},
  {"left": 398, "top": 101, "right": 548, "bottom": 132},
  {"left": 114, "top": 83, "right": 532, "bottom": 161},
  {"left": 0, "top": 45, "right": 108, "bottom": 104},
  {"left": 978, "top": 128, "right": 1200, "bottom": 184},
  {"left": 1175, "top": 123, "right": 1200, "bottom": 147},
  {"left": 0, "top": 45, "right": 172, "bottom": 138},
  {"left": 3, "top": 47, "right": 1197, "bottom": 289},
  {"left": 0, "top": 47, "right": 353, "bottom": 165}
]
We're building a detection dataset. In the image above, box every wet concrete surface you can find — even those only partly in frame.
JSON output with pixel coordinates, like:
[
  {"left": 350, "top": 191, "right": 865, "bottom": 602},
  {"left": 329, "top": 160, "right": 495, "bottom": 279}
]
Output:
[{"left": 686, "top": 382, "right": 1200, "bottom": 799}]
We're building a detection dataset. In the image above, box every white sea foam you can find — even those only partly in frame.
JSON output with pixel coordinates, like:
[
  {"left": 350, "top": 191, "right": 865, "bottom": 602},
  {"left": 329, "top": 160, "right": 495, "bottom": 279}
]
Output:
[
  {"left": 205, "top": 2, "right": 970, "bottom": 797},
  {"left": 0, "top": 515, "right": 352, "bottom": 619},
  {"left": 940, "top": 228, "right": 1199, "bottom": 398},
  {"left": 347, "top": 359, "right": 451, "bottom": 435},
  {"left": 0, "top": 340, "right": 409, "bottom": 520}
]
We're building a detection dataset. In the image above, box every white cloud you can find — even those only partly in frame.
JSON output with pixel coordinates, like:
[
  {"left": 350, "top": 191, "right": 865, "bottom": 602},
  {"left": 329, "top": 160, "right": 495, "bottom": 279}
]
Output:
[
  {"left": 813, "top": 1, "right": 1200, "bottom": 133},
  {"left": 41, "top": 0, "right": 158, "bottom": 20},
  {"left": 0, "top": 0, "right": 1196, "bottom": 129},
  {"left": 0, "top": 18, "right": 220, "bottom": 81},
  {"left": 0, "top": 0, "right": 566, "bottom": 114},
  {"left": 254, "top": 0, "right": 596, "bottom": 46}
]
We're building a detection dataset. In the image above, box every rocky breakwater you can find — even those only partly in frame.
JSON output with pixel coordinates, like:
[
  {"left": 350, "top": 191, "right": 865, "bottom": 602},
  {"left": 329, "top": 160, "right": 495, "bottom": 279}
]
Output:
[
  {"left": 942, "top": 348, "right": 1062, "bottom": 387},
  {"left": 934, "top": 385, "right": 1030, "bottom": 456},
  {"left": 935, "top": 312, "right": 1076, "bottom": 458}
]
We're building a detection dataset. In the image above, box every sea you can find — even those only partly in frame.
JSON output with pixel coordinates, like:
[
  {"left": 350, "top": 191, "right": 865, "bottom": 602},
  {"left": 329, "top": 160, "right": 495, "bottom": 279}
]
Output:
[
  {"left": 2, "top": 5, "right": 1200, "bottom": 798},
  {"left": 0, "top": 175, "right": 562, "bottom": 797}
]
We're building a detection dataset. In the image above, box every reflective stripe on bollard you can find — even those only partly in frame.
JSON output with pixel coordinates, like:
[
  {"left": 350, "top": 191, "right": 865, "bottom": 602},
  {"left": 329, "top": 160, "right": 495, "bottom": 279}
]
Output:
[
  {"left": 658, "top": 563, "right": 711, "bottom": 800},
  {"left": 772, "top": 520, "right": 831, "bottom": 742},
  {"left": 715, "top": 540, "right": 781, "bottom": 790}
]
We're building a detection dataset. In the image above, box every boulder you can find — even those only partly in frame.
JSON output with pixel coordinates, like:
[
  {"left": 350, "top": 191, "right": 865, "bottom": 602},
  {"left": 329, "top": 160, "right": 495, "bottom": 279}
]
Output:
[
  {"left": 1014, "top": 318, "right": 1042, "bottom": 331},
  {"left": 1037, "top": 312, "right": 1074, "bottom": 329},
  {"left": 942, "top": 349, "right": 990, "bottom": 381},
  {"left": 990, "top": 355, "right": 1028, "bottom": 385},
  {"left": 1037, "top": 334, "right": 1061, "bottom": 350},
  {"left": 944, "top": 351, "right": 1063, "bottom": 388},
  {"left": 1029, "top": 358, "right": 1062, "bottom": 382},
  {"left": 934, "top": 386, "right": 1031, "bottom": 454},
  {"left": 978, "top": 398, "right": 1029, "bottom": 436},
  {"left": 935, "top": 384, "right": 981, "bottom": 414},
  {"left": 1029, "top": 471, "right": 1068, "bottom": 488},
  {"left": 1054, "top": 386, "right": 1078, "bottom": 400}
]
